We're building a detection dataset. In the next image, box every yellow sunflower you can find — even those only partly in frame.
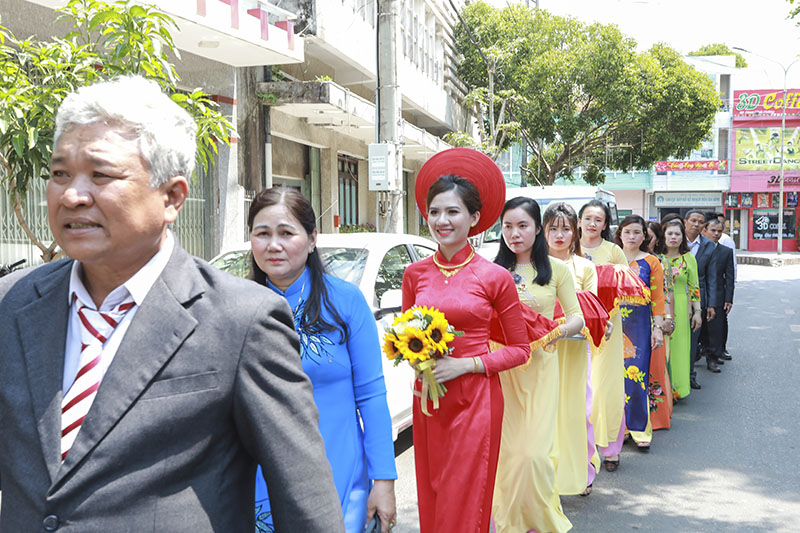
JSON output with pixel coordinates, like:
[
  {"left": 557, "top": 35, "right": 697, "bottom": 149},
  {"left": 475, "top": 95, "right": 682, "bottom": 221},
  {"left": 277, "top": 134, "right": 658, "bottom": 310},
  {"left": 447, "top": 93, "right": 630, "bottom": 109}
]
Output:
[
  {"left": 382, "top": 334, "right": 401, "bottom": 362},
  {"left": 393, "top": 309, "right": 416, "bottom": 326},
  {"left": 426, "top": 315, "right": 455, "bottom": 354},
  {"left": 395, "top": 327, "right": 433, "bottom": 363},
  {"left": 419, "top": 306, "right": 446, "bottom": 323}
]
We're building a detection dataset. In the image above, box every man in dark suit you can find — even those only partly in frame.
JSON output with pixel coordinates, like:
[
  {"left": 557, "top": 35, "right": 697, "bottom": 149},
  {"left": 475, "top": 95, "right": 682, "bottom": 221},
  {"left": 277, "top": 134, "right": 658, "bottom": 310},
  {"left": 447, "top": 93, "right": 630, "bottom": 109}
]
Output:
[
  {"left": 0, "top": 76, "right": 344, "bottom": 531},
  {"left": 684, "top": 209, "right": 718, "bottom": 388},
  {"left": 703, "top": 217, "right": 735, "bottom": 369}
]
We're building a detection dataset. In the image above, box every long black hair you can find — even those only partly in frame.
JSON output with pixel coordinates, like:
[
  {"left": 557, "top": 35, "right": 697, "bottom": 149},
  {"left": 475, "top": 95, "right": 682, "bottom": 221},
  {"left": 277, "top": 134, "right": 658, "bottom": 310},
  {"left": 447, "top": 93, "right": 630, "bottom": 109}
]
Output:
[
  {"left": 247, "top": 187, "right": 349, "bottom": 342},
  {"left": 494, "top": 196, "right": 552, "bottom": 286},
  {"left": 578, "top": 199, "right": 613, "bottom": 242},
  {"left": 615, "top": 214, "right": 650, "bottom": 252}
]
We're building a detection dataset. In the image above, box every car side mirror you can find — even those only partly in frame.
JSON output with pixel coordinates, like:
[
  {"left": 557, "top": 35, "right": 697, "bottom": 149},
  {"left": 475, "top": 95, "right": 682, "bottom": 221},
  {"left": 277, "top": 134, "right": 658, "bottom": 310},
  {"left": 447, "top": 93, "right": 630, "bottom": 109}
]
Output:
[{"left": 375, "top": 289, "right": 403, "bottom": 320}]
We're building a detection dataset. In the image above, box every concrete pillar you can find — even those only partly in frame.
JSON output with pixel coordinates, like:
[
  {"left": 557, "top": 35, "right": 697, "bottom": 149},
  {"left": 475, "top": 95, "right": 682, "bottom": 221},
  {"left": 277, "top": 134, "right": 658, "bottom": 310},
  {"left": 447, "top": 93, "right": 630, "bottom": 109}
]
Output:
[{"left": 320, "top": 141, "right": 339, "bottom": 233}]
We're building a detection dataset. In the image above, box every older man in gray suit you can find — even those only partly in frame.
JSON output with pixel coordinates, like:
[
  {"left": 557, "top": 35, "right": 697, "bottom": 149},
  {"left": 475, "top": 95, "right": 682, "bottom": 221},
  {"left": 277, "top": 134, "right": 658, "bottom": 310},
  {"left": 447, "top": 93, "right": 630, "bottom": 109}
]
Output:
[{"left": 0, "top": 76, "right": 344, "bottom": 532}]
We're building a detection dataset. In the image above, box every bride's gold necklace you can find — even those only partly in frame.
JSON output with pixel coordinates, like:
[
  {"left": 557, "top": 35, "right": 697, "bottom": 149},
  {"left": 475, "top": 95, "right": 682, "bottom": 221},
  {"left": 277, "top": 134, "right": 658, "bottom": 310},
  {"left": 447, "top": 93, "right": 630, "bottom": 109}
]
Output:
[{"left": 432, "top": 246, "right": 475, "bottom": 284}]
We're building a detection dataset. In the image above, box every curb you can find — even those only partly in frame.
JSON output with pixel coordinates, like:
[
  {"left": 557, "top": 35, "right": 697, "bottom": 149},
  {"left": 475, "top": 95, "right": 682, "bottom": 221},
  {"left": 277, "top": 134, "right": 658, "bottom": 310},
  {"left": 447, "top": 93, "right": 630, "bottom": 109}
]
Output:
[{"left": 738, "top": 255, "right": 800, "bottom": 267}]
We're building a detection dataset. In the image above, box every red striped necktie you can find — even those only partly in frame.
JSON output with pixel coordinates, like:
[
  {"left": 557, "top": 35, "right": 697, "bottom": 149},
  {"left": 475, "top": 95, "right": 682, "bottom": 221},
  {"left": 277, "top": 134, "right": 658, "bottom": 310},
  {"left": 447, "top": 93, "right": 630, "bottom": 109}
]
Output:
[{"left": 61, "top": 295, "right": 136, "bottom": 461}]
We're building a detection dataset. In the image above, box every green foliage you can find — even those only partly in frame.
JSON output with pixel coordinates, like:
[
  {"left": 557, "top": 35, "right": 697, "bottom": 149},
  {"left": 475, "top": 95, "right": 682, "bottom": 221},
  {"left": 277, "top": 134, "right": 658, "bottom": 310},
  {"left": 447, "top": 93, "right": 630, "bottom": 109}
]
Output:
[
  {"left": 339, "top": 222, "right": 376, "bottom": 233},
  {"left": 688, "top": 43, "right": 747, "bottom": 68},
  {"left": 0, "top": 0, "right": 235, "bottom": 202},
  {"left": 452, "top": 2, "right": 721, "bottom": 185}
]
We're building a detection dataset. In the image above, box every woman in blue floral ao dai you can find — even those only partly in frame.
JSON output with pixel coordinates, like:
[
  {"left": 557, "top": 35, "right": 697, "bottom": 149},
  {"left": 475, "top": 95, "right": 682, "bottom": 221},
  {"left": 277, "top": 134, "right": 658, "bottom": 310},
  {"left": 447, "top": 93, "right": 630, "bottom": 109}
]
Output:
[{"left": 248, "top": 187, "right": 397, "bottom": 533}]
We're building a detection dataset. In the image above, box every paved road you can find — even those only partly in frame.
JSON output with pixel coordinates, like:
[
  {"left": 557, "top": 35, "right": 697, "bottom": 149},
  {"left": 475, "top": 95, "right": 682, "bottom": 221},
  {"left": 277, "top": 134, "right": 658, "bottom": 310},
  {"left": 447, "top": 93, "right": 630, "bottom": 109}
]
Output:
[{"left": 393, "top": 264, "right": 800, "bottom": 532}]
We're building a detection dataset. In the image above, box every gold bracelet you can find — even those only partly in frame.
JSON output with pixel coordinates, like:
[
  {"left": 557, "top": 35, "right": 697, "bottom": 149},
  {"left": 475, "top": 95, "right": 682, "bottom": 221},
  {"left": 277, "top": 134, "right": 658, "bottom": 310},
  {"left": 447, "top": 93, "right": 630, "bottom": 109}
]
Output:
[{"left": 473, "top": 356, "right": 480, "bottom": 373}]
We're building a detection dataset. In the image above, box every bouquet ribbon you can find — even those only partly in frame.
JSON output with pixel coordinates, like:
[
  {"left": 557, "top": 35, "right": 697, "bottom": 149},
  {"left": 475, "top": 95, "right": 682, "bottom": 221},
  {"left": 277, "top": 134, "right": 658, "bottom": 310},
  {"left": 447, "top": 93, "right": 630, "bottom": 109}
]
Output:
[{"left": 414, "top": 359, "right": 447, "bottom": 416}]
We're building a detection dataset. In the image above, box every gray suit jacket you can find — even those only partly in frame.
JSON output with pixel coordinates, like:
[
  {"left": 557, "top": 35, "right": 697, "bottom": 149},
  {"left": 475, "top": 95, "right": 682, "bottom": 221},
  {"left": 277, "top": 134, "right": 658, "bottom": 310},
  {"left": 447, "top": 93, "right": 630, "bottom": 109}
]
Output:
[
  {"left": 0, "top": 245, "right": 344, "bottom": 532},
  {"left": 708, "top": 243, "right": 735, "bottom": 307}
]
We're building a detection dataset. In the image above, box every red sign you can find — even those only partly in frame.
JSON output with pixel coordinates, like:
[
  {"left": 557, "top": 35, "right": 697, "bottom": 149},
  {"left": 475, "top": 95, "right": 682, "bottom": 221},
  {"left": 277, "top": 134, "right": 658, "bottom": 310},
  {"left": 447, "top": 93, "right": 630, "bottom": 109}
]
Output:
[
  {"left": 655, "top": 160, "right": 727, "bottom": 172},
  {"left": 733, "top": 89, "right": 800, "bottom": 117}
]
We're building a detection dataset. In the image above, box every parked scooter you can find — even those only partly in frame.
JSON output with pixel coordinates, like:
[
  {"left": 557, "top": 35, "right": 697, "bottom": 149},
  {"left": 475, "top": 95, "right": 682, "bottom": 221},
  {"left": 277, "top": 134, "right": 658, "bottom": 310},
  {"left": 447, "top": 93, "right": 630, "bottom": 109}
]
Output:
[{"left": 0, "top": 258, "right": 27, "bottom": 277}]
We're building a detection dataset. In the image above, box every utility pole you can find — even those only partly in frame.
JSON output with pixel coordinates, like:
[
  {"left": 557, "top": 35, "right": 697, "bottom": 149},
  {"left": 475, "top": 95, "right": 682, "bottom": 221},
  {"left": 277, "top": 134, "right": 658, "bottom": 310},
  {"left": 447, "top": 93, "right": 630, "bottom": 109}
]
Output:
[{"left": 376, "top": 0, "right": 403, "bottom": 233}]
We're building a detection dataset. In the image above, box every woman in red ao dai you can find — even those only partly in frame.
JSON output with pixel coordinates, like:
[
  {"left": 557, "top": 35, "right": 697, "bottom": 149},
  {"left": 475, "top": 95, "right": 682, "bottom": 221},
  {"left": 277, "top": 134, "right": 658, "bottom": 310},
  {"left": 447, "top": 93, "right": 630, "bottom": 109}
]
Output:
[{"left": 402, "top": 149, "right": 529, "bottom": 533}]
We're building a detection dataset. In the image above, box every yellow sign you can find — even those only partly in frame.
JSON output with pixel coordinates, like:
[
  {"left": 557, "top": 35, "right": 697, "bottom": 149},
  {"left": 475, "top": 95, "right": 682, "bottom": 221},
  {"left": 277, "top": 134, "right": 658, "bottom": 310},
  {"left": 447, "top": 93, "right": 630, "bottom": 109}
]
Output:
[{"left": 735, "top": 127, "right": 800, "bottom": 171}]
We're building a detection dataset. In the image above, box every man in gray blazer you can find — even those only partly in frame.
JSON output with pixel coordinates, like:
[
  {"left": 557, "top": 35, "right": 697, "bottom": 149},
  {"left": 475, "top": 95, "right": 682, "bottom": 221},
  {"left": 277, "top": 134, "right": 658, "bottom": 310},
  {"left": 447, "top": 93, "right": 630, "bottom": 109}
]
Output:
[
  {"left": 0, "top": 76, "right": 344, "bottom": 532},
  {"left": 684, "top": 209, "right": 718, "bottom": 388}
]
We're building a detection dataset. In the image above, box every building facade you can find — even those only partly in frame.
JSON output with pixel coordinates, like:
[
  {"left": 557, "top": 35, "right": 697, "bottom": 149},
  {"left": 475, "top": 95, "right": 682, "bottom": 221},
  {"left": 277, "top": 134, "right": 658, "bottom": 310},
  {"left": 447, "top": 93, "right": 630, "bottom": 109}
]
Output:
[
  {"left": 1, "top": 0, "right": 304, "bottom": 265},
  {"left": 727, "top": 87, "right": 800, "bottom": 252},
  {"left": 1, "top": 0, "right": 469, "bottom": 266},
  {"left": 646, "top": 55, "right": 734, "bottom": 223},
  {"left": 259, "top": 0, "right": 468, "bottom": 236}
]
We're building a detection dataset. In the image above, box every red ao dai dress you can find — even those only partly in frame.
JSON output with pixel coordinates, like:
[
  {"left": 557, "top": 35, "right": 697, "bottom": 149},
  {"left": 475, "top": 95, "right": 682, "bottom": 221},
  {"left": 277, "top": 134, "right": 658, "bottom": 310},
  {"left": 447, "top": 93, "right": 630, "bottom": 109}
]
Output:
[{"left": 401, "top": 244, "right": 530, "bottom": 533}]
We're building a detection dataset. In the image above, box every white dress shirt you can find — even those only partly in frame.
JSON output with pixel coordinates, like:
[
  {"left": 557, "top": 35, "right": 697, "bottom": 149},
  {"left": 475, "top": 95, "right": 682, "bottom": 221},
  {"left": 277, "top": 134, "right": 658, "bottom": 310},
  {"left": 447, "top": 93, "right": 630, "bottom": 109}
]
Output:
[
  {"left": 719, "top": 232, "right": 738, "bottom": 281},
  {"left": 688, "top": 235, "right": 701, "bottom": 257},
  {"left": 62, "top": 231, "right": 175, "bottom": 393}
]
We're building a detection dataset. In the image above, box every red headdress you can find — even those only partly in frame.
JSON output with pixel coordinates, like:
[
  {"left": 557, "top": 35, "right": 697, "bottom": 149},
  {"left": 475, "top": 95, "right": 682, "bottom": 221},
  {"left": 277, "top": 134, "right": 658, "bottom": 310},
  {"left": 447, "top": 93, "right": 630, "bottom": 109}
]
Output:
[{"left": 415, "top": 147, "right": 506, "bottom": 236}]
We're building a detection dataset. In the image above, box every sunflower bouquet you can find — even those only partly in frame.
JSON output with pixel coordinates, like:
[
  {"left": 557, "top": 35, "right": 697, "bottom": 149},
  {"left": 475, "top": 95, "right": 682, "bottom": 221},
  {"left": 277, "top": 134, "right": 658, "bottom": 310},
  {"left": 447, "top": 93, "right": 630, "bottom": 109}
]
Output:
[{"left": 382, "top": 306, "right": 463, "bottom": 416}]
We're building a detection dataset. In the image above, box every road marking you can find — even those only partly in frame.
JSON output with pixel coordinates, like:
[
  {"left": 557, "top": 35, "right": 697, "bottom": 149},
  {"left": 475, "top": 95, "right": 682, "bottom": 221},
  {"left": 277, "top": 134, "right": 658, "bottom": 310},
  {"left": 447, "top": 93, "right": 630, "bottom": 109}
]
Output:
[
  {"left": 792, "top": 325, "right": 800, "bottom": 333},
  {"left": 782, "top": 298, "right": 791, "bottom": 303},
  {"left": 786, "top": 309, "right": 796, "bottom": 315}
]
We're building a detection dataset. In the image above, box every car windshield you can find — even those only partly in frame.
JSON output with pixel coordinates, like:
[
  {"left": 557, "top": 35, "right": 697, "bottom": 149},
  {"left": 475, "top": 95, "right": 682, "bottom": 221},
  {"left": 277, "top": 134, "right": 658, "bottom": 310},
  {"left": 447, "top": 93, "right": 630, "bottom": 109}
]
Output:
[
  {"left": 319, "top": 247, "right": 369, "bottom": 286},
  {"left": 483, "top": 197, "right": 595, "bottom": 242}
]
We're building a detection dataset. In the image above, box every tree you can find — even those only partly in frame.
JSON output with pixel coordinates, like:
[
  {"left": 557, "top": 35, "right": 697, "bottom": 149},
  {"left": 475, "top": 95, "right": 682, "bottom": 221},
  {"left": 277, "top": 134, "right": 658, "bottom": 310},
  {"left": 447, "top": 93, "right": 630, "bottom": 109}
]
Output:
[
  {"left": 0, "top": 0, "right": 234, "bottom": 262},
  {"left": 688, "top": 43, "right": 747, "bottom": 68},
  {"left": 453, "top": 2, "right": 721, "bottom": 185}
]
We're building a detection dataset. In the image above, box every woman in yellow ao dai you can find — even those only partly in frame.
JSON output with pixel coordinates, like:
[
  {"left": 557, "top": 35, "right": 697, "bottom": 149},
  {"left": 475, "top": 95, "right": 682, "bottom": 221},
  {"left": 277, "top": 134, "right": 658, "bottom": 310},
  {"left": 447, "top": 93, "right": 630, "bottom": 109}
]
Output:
[
  {"left": 544, "top": 203, "right": 602, "bottom": 497},
  {"left": 492, "top": 197, "right": 584, "bottom": 533},
  {"left": 578, "top": 201, "right": 628, "bottom": 470}
]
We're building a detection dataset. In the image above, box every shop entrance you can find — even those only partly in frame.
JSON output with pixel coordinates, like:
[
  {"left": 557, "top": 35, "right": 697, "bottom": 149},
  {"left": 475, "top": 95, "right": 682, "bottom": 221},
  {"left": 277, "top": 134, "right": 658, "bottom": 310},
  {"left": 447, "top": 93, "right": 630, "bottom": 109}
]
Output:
[{"left": 727, "top": 209, "right": 748, "bottom": 249}]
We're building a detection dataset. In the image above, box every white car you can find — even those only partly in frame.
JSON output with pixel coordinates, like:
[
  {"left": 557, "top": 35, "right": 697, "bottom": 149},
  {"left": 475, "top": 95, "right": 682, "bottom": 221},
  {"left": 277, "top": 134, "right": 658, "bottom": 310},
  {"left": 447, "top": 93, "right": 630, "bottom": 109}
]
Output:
[{"left": 210, "top": 232, "right": 437, "bottom": 440}]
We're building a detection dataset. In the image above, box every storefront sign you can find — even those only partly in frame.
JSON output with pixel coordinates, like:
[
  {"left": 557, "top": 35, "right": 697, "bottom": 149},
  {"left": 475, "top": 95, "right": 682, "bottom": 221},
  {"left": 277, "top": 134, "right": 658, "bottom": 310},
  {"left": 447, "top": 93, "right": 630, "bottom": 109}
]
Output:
[
  {"left": 654, "top": 192, "right": 722, "bottom": 207},
  {"left": 734, "top": 89, "right": 800, "bottom": 117},
  {"left": 734, "top": 126, "right": 800, "bottom": 171},
  {"left": 752, "top": 209, "right": 796, "bottom": 240},
  {"left": 729, "top": 173, "right": 800, "bottom": 192},
  {"left": 655, "top": 160, "right": 727, "bottom": 172}
]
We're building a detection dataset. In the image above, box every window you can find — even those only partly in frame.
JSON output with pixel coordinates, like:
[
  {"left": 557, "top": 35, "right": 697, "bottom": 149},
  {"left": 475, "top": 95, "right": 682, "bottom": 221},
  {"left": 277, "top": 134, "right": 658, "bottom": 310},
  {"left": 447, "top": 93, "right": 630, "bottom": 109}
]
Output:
[
  {"left": 375, "top": 245, "right": 413, "bottom": 304},
  {"left": 338, "top": 155, "right": 359, "bottom": 226},
  {"left": 413, "top": 245, "right": 435, "bottom": 261}
]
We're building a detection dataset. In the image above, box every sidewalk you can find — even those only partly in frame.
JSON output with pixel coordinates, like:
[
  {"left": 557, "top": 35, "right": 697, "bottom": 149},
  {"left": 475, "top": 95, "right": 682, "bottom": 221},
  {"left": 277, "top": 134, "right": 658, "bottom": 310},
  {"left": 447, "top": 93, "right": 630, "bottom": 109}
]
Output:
[{"left": 737, "top": 250, "right": 800, "bottom": 267}]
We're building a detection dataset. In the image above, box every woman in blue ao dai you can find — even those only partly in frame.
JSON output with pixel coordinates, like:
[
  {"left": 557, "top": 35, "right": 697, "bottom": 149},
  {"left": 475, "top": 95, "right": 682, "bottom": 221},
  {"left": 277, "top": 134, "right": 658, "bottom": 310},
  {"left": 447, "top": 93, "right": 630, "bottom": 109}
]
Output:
[
  {"left": 248, "top": 188, "right": 397, "bottom": 533},
  {"left": 615, "top": 215, "right": 666, "bottom": 449}
]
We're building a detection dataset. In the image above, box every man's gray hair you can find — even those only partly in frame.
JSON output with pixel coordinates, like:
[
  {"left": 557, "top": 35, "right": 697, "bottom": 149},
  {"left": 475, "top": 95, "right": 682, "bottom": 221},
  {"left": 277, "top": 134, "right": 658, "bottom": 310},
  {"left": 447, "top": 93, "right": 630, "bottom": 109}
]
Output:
[{"left": 54, "top": 75, "right": 197, "bottom": 187}]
